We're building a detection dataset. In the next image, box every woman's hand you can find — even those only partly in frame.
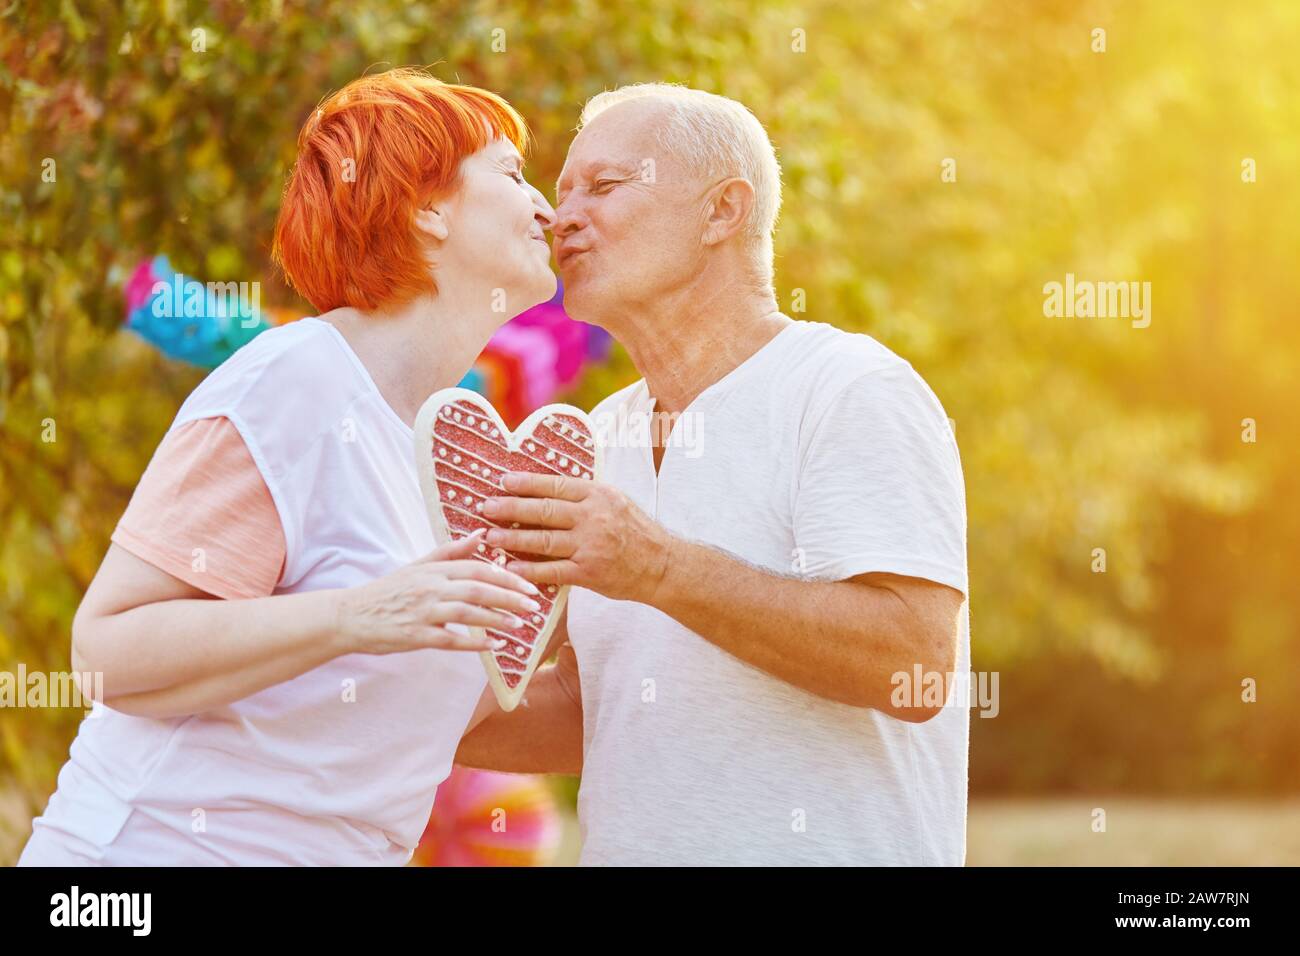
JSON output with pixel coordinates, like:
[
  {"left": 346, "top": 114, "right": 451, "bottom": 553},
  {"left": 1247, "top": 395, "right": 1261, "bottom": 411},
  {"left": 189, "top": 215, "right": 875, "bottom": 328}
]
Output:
[{"left": 335, "top": 529, "right": 544, "bottom": 655}]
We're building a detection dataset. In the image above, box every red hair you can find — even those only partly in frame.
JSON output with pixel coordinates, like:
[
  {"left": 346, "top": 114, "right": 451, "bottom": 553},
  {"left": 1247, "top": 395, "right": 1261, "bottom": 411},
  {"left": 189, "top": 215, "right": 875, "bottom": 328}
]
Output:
[{"left": 272, "top": 68, "right": 530, "bottom": 313}]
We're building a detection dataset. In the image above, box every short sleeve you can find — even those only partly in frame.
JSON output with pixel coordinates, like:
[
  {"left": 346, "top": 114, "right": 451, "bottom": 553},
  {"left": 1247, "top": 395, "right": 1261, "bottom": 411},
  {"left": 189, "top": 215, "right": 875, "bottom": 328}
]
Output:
[
  {"left": 793, "top": 365, "right": 967, "bottom": 593},
  {"left": 111, "top": 416, "right": 287, "bottom": 600}
]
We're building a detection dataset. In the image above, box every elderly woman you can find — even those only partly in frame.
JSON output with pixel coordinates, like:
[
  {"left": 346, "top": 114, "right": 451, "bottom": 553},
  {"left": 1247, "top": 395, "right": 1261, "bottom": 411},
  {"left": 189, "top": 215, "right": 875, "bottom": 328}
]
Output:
[{"left": 19, "top": 69, "right": 556, "bottom": 865}]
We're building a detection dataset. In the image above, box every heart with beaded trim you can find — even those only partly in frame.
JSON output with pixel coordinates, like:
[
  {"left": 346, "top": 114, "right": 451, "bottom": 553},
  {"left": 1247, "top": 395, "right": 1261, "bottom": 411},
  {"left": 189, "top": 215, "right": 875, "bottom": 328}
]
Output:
[{"left": 414, "top": 388, "right": 600, "bottom": 711}]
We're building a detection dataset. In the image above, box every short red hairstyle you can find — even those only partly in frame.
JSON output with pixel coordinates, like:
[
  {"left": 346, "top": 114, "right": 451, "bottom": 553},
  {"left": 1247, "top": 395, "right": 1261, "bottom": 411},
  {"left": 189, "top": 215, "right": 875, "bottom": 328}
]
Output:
[{"left": 272, "top": 68, "right": 530, "bottom": 313}]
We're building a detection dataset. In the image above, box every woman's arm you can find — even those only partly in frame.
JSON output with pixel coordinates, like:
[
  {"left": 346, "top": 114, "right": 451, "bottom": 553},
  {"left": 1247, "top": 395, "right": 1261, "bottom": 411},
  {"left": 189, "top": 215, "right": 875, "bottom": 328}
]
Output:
[
  {"left": 73, "top": 532, "right": 543, "bottom": 720},
  {"left": 74, "top": 545, "right": 345, "bottom": 717}
]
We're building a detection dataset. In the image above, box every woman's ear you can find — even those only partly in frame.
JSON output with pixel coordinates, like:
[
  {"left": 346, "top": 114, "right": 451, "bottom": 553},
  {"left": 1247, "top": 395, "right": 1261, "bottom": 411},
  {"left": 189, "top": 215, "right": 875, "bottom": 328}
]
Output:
[{"left": 414, "top": 203, "right": 451, "bottom": 242}]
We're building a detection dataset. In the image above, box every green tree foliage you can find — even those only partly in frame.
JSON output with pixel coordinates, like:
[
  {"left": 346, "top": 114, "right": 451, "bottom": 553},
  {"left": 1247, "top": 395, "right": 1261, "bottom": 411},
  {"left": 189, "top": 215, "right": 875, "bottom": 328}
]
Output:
[{"left": 1, "top": 0, "right": 1297, "bottom": 812}]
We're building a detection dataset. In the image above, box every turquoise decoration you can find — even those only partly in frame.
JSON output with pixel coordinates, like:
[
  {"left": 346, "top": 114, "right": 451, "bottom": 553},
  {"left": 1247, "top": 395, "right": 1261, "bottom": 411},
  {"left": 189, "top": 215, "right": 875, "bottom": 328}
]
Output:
[
  {"left": 457, "top": 365, "right": 487, "bottom": 394},
  {"left": 123, "top": 255, "right": 274, "bottom": 368}
]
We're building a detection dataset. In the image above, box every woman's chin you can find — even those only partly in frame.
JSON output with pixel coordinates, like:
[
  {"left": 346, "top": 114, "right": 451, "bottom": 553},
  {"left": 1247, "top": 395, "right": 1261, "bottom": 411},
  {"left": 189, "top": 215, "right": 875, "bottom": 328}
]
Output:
[
  {"left": 490, "top": 273, "right": 557, "bottom": 326},
  {"left": 526, "top": 269, "right": 558, "bottom": 308}
]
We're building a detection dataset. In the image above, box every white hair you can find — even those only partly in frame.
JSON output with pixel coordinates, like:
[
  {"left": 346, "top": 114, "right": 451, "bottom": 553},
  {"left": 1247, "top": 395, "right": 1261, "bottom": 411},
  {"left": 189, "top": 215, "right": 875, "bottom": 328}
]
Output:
[{"left": 578, "top": 83, "right": 782, "bottom": 287}]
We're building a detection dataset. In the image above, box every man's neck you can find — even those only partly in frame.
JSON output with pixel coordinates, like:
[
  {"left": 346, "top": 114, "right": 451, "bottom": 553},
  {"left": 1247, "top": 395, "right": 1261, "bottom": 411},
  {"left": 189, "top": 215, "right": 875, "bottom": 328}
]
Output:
[
  {"left": 612, "top": 274, "right": 789, "bottom": 417},
  {"left": 318, "top": 286, "right": 504, "bottom": 428}
]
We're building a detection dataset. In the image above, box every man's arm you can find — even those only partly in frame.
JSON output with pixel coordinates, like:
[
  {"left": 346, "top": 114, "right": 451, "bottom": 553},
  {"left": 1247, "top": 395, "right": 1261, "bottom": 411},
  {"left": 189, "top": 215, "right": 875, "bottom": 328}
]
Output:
[
  {"left": 481, "top": 475, "right": 964, "bottom": 721},
  {"left": 649, "top": 553, "right": 962, "bottom": 719},
  {"left": 456, "top": 609, "right": 584, "bottom": 773}
]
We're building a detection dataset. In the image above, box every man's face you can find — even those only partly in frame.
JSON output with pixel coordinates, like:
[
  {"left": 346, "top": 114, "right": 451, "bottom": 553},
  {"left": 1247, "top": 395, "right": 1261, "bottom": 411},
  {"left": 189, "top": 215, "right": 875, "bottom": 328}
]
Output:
[{"left": 553, "top": 101, "right": 708, "bottom": 326}]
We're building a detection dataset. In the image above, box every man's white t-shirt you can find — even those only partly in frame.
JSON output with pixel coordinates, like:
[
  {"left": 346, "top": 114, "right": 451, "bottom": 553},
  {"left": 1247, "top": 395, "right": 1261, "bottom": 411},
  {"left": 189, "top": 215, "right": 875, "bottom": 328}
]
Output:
[{"left": 567, "top": 319, "right": 970, "bottom": 865}]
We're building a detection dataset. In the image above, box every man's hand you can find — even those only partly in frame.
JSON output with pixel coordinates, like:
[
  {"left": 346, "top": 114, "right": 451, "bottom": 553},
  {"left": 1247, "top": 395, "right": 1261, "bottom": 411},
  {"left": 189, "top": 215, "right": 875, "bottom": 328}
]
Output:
[{"left": 480, "top": 472, "right": 674, "bottom": 603}]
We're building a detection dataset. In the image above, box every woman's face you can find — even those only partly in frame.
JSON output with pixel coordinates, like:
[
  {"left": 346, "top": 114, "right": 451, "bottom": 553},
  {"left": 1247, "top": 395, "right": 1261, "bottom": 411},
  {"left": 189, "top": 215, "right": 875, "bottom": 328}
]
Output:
[{"left": 434, "top": 138, "right": 557, "bottom": 317}]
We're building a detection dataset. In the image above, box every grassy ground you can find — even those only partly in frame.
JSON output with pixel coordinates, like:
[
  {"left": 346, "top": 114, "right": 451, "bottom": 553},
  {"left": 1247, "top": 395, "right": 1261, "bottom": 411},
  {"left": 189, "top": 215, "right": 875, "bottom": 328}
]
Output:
[
  {"left": 546, "top": 798, "right": 1300, "bottom": 866},
  {"left": 6, "top": 788, "right": 1299, "bottom": 866},
  {"left": 966, "top": 798, "right": 1300, "bottom": 866}
]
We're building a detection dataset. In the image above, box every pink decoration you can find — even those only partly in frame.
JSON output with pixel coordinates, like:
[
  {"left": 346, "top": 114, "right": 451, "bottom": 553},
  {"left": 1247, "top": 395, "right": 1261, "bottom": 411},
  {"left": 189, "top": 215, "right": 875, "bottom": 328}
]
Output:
[
  {"left": 123, "top": 257, "right": 161, "bottom": 315},
  {"left": 488, "top": 322, "right": 560, "bottom": 410},
  {"left": 412, "top": 767, "right": 562, "bottom": 867}
]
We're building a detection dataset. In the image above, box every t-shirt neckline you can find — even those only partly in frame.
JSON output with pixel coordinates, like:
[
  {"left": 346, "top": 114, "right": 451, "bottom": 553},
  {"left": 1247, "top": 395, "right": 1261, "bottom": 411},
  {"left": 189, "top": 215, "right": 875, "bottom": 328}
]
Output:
[
  {"left": 305, "top": 317, "right": 415, "bottom": 438},
  {"left": 639, "top": 318, "right": 800, "bottom": 416}
]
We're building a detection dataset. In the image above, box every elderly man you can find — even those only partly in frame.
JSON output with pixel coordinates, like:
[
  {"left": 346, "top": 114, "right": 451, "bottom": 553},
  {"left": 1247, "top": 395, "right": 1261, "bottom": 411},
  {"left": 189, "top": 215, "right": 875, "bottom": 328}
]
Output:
[{"left": 457, "top": 84, "right": 970, "bottom": 866}]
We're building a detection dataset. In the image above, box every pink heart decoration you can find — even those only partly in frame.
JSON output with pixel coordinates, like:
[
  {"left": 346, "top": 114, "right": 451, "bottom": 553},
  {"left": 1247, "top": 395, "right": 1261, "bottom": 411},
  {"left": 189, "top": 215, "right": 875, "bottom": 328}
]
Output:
[{"left": 414, "top": 388, "right": 600, "bottom": 711}]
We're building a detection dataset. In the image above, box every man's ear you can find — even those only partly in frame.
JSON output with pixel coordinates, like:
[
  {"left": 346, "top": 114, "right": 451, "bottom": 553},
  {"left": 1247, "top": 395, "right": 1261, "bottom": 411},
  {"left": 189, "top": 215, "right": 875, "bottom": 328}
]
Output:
[
  {"left": 702, "top": 178, "right": 755, "bottom": 247},
  {"left": 414, "top": 203, "right": 451, "bottom": 242}
]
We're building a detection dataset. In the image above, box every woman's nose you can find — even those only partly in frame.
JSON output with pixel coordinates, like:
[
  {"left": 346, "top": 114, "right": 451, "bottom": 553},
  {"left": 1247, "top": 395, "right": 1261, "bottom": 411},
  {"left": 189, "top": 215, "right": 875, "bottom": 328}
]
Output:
[{"left": 526, "top": 182, "right": 557, "bottom": 231}]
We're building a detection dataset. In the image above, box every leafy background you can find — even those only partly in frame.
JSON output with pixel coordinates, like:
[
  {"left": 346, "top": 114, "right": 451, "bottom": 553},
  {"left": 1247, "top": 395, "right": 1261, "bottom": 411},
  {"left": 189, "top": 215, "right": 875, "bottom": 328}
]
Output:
[{"left": 2, "top": 0, "right": 1298, "bottom": 862}]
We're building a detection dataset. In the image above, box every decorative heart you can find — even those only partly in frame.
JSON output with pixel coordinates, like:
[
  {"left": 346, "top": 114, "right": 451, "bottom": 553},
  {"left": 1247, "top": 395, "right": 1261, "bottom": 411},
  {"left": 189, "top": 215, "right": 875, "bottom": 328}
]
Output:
[{"left": 414, "top": 387, "right": 600, "bottom": 711}]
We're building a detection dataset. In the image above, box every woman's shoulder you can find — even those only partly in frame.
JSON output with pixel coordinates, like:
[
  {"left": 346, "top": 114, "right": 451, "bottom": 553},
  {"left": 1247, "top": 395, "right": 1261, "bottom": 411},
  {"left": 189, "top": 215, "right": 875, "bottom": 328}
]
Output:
[
  {"left": 173, "top": 318, "right": 373, "bottom": 463},
  {"left": 180, "top": 319, "right": 364, "bottom": 413},
  {"left": 196, "top": 317, "right": 346, "bottom": 385}
]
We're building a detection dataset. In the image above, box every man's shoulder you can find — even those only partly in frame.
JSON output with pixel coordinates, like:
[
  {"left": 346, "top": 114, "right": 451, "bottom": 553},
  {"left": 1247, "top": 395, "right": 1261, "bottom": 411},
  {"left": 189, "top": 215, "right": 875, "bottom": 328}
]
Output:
[
  {"left": 779, "top": 321, "right": 955, "bottom": 439},
  {"left": 780, "top": 319, "right": 910, "bottom": 386}
]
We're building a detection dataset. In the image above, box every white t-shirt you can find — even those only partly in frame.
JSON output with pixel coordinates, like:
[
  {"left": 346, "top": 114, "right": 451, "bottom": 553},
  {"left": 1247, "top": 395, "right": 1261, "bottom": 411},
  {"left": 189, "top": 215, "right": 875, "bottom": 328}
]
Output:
[
  {"left": 567, "top": 319, "right": 970, "bottom": 865},
  {"left": 23, "top": 318, "right": 486, "bottom": 865}
]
